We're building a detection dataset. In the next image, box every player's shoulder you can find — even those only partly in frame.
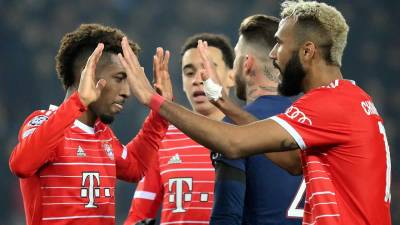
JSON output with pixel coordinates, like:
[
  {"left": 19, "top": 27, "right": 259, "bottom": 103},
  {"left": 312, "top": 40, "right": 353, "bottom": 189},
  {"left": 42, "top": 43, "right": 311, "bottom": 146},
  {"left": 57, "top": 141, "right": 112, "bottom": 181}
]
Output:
[
  {"left": 295, "top": 79, "right": 355, "bottom": 107},
  {"left": 19, "top": 105, "right": 58, "bottom": 139},
  {"left": 22, "top": 105, "right": 58, "bottom": 128}
]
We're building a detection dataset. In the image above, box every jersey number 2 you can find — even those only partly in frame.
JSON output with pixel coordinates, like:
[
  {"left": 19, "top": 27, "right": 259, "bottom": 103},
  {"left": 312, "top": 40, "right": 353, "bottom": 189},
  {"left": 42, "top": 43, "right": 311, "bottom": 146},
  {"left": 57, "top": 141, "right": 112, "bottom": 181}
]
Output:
[
  {"left": 378, "top": 121, "right": 391, "bottom": 202},
  {"left": 287, "top": 179, "right": 305, "bottom": 218}
]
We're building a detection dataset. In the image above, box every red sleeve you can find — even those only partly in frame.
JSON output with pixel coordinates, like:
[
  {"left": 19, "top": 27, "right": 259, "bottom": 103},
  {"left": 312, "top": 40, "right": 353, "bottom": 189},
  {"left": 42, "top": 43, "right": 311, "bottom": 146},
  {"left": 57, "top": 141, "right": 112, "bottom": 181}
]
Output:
[
  {"left": 115, "top": 110, "right": 168, "bottom": 182},
  {"left": 123, "top": 158, "right": 163, "bottom": 225},
  {"left": 9, "top": 92, "right": 87, "bottom": 178},
  {"left": 270, "top": 89, "right": 351, "bottom": 150}
]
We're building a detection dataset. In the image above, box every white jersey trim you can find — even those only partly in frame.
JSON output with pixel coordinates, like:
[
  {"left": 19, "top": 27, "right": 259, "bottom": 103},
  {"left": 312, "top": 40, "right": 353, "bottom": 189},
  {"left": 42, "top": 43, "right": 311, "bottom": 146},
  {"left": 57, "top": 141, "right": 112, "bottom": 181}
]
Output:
[
  {"left": 160, "top": 168, "right": 214, "bottom": 175},
  {"left": 73, "top": 120, "right": 95, "bottom": 134},
  {"left": 159, "top": 145, "right": 204, "bottom": 152},
  {"left": 42, "top": 215, "right": 114, "bottom": 221},
  {"left": 269, "top": 116, "right": 307, "bottom": 150},
  {"left": 134, "top": 191, "right": 157, "bottom": 200}
]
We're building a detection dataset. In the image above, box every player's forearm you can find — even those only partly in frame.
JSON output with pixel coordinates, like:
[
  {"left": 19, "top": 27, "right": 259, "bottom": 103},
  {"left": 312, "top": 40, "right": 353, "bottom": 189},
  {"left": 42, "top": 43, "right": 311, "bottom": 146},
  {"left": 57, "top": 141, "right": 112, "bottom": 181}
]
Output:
[
  {"left": 158, "top": 100, "right": 246, "bottom": 158},
  {"left": 120, "top": 111, "right": 168, "bottom": 181},
  {"left": 213, "top": 94, "right": 257, "bottom": 125},
  {"left": 9, "top": 93, "right": 86, "bottom": 178}
]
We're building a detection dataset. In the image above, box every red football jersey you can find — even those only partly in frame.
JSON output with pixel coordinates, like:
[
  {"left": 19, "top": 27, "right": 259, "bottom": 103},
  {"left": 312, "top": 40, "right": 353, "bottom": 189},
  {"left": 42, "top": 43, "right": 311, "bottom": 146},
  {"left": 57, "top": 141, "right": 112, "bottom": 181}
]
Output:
[
  {"left": 9, "top": 93, "right": 168, "bottom": 225},
  {"left": 270, "top": 80, "right": 391, "bottom": 225},
  {"left": 124, "top": 125, "right": 215, "bottom": 225}
]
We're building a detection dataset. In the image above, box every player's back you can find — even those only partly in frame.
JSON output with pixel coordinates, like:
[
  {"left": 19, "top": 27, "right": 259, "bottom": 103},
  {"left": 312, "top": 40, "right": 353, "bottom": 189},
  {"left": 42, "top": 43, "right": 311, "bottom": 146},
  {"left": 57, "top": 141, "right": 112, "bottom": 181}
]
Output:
[
  {"left": 288, "top": 80, "right": 391, "bottom": 225},
  {"left": 328, "top": 80, "right": 391, "bottom": 224},
  {"left": 243, "top": 96, "right": 303, "bottom": 225}
]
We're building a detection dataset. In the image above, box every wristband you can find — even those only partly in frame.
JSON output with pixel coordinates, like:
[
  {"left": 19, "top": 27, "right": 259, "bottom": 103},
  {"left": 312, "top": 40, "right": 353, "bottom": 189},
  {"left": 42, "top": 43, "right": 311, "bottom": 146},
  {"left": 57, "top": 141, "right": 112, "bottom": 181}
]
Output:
[
  {"left": 203, "top": 78, "right": 223, "bottom": 101},
  {"left": 149, "top": 94, "right": 165, "bottom": 113}
]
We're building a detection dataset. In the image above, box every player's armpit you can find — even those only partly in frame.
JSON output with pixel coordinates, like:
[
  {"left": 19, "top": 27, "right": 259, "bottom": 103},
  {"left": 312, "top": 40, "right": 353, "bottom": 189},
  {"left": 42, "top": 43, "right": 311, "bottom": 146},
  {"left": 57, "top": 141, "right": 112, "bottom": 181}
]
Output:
[{"left": 264, "top": 149, "right": 302, "bottom": 176}]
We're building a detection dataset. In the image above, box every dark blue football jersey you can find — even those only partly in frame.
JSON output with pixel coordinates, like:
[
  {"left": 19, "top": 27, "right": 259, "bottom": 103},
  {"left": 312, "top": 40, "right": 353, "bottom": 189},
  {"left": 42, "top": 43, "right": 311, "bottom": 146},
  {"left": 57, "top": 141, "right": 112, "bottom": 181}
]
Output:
[{"left": 211, "top": 96, "right": 304, "bottom": 225}]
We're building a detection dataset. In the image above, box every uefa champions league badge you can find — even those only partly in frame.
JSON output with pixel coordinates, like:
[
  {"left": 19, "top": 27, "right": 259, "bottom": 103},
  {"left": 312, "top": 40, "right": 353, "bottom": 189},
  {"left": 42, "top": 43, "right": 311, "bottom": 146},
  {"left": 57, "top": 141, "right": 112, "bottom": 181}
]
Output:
[
  {"left": 28, "top": 115, "right": 48, "bottom": 127},
  {"left": 103, "top": 143, "right": 114, "bottom": 160}
]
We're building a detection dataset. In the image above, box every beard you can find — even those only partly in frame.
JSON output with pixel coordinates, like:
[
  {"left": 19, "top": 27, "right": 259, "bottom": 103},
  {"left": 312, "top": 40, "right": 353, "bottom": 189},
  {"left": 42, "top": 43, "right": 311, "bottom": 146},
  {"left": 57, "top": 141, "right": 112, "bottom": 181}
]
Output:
[
  {"left": 275, "top": 51, "right": 306, "bottom": 97},
  {"left": 234, "top": 57, "right": 247, "bottom": 101},
  {"left": 89, "top": 104, "right": 115, "bottom": 124}
]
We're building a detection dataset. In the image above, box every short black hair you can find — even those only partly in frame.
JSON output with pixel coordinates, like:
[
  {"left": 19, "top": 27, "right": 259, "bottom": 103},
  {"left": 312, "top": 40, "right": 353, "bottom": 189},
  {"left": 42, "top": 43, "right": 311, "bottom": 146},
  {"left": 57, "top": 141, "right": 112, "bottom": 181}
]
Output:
[
  {"left": 180, "top": 33, "right": 234, "bottom": 68},
  {"left": 239, "top": 14, "right": 279, "bottom": 49},
  {"left": 55, "top": 23, "right": 140, "bottom": 89}
]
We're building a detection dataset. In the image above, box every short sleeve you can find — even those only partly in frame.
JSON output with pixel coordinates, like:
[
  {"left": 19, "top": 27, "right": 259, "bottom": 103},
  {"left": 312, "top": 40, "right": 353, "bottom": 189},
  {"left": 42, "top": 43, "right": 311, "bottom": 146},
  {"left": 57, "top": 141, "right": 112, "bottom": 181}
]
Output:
[{"left": 270, "top": 90, "right": 351, "bottom": 150}]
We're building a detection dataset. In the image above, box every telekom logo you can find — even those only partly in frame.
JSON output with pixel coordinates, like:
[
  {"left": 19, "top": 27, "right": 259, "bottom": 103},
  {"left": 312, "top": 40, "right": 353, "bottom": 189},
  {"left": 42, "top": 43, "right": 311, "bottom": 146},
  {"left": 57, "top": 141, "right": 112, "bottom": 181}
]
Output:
[
  {"left": 168, "top": 178, "right": 193, "bottom": 213},
  {"left": 285, "top": 106, "right": 312, "bottom": 125},
  {"left": 80, "top": 172, "right": 111, "bottom": 208}
]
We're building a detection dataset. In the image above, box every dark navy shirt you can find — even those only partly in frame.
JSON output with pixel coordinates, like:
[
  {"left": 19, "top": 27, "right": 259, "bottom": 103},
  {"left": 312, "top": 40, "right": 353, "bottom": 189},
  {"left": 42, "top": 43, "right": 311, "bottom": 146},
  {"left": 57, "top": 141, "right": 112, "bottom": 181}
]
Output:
[{"left": 211, "top": 95, "right": 304, "bottom": 225}]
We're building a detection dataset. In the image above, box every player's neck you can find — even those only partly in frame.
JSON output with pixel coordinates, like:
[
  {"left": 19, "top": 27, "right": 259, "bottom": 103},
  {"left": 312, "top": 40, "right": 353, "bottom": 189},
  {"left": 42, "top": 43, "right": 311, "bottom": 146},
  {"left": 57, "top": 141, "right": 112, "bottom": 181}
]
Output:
[
  {"left": 246, "top": 75, "right": 278, "bottom": 104},
  {"left": 303, "top": 63, "right": 343, "bottom": 93}
]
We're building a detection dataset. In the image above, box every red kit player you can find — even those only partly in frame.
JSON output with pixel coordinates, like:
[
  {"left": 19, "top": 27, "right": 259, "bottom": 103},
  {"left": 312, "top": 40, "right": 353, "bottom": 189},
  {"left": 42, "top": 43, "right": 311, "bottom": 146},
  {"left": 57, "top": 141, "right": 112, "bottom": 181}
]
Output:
[
  {"left": 123, "top": 33, "right": 235, "bottom": 225},
  {"left": 9, "top": 24, "right": 169, "bottom": 225},
  {"left": 117, "top": 1, "right": 392, "bottom": 225}
]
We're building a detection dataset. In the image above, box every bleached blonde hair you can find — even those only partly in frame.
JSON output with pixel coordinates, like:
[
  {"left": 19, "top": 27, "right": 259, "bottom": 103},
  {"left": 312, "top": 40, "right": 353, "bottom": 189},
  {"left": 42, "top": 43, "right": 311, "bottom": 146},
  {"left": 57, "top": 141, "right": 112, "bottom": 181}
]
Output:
[{"left": 281, "top": 1, "right": 349, "bottom": 66}]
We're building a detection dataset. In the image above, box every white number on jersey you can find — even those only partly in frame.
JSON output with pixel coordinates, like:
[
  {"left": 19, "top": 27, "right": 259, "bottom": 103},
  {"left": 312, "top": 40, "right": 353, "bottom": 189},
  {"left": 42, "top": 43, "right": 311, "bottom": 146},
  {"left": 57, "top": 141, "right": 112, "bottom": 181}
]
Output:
[
  {"left": 287, "top": 179, "right": 305, "bottom": 218},
  {"left": 378, "top": 121, "right": 391, "bottom": 202}
]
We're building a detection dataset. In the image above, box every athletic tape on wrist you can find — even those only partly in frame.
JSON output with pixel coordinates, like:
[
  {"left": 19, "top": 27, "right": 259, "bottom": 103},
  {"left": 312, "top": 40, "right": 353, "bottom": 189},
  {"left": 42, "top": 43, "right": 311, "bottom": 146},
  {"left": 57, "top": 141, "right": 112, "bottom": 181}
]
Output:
[
  {"left": 203, "top": 78, "right": 223, "bottom": 101},
  {"left": 149, "top": 94, "right": 165, "bottom": 113}
]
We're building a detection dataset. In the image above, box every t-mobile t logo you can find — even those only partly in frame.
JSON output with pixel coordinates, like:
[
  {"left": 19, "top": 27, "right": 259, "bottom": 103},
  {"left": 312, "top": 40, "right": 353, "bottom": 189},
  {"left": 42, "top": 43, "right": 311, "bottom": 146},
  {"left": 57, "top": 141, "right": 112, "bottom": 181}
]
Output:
[
  {"left": 80, "top": 172, "right": 111, "bottom": 208},
  {"left": 168, "top": 178, "right": 193, "bottom": 213}
]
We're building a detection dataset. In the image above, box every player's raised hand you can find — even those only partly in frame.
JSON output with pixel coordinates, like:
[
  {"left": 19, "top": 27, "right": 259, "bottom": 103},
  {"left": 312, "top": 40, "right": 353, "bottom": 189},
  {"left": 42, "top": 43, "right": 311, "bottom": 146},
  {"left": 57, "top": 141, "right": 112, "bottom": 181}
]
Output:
[
  {"left": 118, "top": 37, "right": 155, "bottom": 106},
  {"left": 78, "top": 43, "right": 107, "bottom": 106},
  {"left": 197, "top": 40, "right": 223, "bottom": 84},
  {"left": 153, "top": 47, "right": 173, "bottom": 101}
]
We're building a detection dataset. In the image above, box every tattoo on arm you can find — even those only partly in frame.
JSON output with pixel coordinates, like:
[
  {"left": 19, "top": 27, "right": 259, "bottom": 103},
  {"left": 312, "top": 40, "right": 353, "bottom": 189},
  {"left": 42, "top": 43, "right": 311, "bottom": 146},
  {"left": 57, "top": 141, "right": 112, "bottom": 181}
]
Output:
[{"left": 280, "top": 139, "right": 299, "bottom": 151}]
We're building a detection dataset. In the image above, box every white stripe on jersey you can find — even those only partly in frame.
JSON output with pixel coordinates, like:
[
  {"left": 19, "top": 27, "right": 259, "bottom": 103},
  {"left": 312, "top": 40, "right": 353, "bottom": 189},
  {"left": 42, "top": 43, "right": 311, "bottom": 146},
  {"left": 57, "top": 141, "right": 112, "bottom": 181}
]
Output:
[
  {"left": 51, "top": 162, "right": 115, "bottom": 166},
  {"left": 134, "top": 191, "right": 157, "bottom": 200},
  {"left": 163, "top": 180, "right": 214, "bottom": 186},
  {"left": 307, "top": 191, "right": 335, "bottom": 201},
  {"left": 160, "top": 168, "right": 214, "bottom": 175},
  {"left": 41, "top": 186, "right": 115, "bottom": 189},
  {"left": 159, "top": 154, "right": 210, "bottom": 159},
  {"left": 159, "top": 145, "right": 204, "bottom": 152},
  {"left": 160, "top": 162, "right": 213, "bottom": 167},
  {"left": 161, "top": 137, "right": 191, "bottom": 142},
  {"left": 305, "top": 177, "right": 331, "bottom": 184},
  {"left": 269, "top": 116, "right": 306, "bottom": 150},
  {"left": 64, "top": 137, "right": 112, "bottom": 142},
  {"left": 302, "top": 214, "right": 340, "bottom": 225},
  {"left": 40, "top": 175, "right": 115, "bottom": 178},
  {"left": 161, "top": 207, "right": 213, "bottom": 212},
  {"left": 42, "top": 215, "right": 115, "bottom": 221},
  {"left": 42, "top": 202, "right": 115, "bottom": 205}
]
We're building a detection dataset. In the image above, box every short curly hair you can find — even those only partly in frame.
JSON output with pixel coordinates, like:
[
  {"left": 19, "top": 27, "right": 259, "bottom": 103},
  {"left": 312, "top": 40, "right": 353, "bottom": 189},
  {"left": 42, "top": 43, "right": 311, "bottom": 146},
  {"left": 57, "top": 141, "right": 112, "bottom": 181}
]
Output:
[
  {"left": 281, "top": 1, "right": 349, "bottom": 67},
  {"left": 55, "top": 23, "right": 140, "bottom": 89},
  {"left": 180, "top": 33, "right": 234, "bottom": 69}
]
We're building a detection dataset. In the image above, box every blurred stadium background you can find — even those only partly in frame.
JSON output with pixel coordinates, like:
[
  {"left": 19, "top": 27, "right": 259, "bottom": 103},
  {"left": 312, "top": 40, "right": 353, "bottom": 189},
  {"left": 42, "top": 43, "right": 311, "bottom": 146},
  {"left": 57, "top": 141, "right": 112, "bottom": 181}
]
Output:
[{"left": 0, "top": 0, "right": 398, "bottom": 224}]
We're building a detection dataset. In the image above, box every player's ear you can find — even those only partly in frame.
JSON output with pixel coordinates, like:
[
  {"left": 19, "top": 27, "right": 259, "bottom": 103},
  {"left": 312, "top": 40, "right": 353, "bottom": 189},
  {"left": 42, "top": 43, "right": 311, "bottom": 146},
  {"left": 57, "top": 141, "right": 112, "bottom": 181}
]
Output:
[
  {"left": 301, "top": 42, "right": 315, "bottom": 63},
  {"left": 244, "top": 54, "right": 255, "bottom": 75},
  {"left": 226, "top": 69, "right": 235, "bottom": 88}
]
